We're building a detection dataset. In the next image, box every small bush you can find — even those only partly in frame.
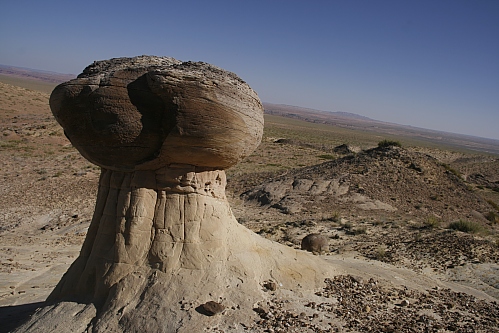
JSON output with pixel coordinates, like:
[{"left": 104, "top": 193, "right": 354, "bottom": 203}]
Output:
[
  {"left": 448, "top": 220, "right": 484, "bottom": 234},
  {"left": 321, "top": 212, "right": 340, "bottom": 222},
  {"left": 425, "top": 216, "right": 441, "bottom": 229},
  {"left": 341, "top": 222, "right": 353, "bottom": 230},
  {"left": 442, "top": 164, "right": 461, "bottom": 178},
  {"left": 378, "top": 139, "right": 402, "bottom": 148},
  {"left": 485, "top": 211, "right": 499, "bottom": 224},
  {"left": 375, "top": 246, "right": 387, "bottom": 260},
  {"left": 487, "top": 200, "right": 499, "bottom": 212}
]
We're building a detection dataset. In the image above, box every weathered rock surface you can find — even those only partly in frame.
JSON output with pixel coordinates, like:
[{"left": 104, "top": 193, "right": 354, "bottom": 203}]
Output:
[
  {"left": 12, "top": 56, "right": 339, "bottom": 333},
  {"left": 50, "top": 56, "right": 264, "bottom": 171}
]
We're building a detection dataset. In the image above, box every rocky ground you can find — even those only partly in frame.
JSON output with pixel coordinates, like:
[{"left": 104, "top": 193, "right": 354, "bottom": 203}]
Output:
[
  {"left": 247, "top": 274, "right": 499, "bottom": 333},
  {"left": 1, "top": 79, "right": 498, "bottom": 332}
]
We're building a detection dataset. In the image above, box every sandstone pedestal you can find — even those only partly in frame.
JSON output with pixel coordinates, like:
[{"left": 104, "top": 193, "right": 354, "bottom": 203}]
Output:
[{"left": 13, "top": 56, "right": 338, "bottom": 333}]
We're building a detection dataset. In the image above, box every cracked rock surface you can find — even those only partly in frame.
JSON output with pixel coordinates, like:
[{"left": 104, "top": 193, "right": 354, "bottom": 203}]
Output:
[{"left": 50, "top": 56, "right": 264, "bottom": 171}]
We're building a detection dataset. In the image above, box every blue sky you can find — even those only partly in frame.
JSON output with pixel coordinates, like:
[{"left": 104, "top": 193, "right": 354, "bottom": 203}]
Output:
[{"left": 1, "top": 0, "right": 498, "bottom": 140}]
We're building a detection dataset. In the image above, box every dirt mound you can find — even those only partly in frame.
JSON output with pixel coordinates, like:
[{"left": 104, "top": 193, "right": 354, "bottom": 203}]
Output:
[{"left": 242, "top": 146, "right": 492, "bottom": 224}]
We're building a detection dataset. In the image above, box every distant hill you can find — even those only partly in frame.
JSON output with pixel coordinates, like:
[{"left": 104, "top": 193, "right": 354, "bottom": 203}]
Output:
[
  {"left": 262, "top": 102, "right": 499, "bottom": 156},
  {"left": 263, "top": 103, "right": 373, "bottom": 121},
  {"left": 0, "top": 64, "right": 75, "bottom": 84},
  {"left": 1, "top": 65, "right": 498, "bottom": 155}
]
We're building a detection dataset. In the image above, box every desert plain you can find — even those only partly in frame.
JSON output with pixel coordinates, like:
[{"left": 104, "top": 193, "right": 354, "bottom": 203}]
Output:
[{"left": 0, "top": 70, "right": 498, "bottom": 332}]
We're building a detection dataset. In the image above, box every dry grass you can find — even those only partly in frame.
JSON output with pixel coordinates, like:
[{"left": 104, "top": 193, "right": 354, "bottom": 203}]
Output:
[{"left": 448, "top": 220, "right": 486, "bottom": 234}]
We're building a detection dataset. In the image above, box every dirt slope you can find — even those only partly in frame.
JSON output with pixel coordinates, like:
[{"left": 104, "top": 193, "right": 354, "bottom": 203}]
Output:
[{"left": 242, "top": 145, "right": 493, "bottom": 225}]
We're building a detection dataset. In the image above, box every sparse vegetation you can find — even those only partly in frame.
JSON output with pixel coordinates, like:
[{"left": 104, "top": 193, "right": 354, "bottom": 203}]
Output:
[
  {"left": 487, "top": 199, "right": 499, "bottom": 212},
  {"left": 375, "top": 246, "right": 387, "bottom": 260},
  {"left": 377, "top": 139, "right": 402, "bottom": 148},
  {"left": 321, "top": 212, "right": 340, "bottom": 222},
  {"left": 0, "top": 140, "right": 22, "bottom": 148},
  {"left": 442, "top": 163, "right": 461, "bottom": 178},
  {"left": 485, "top": 211, "right": 499, "bottom": 224},
  {"left": 341, "top": 221, "right": 353, "bottom": 230},
  {"left": 424, "top": 216, "right": 441, "bottom": 229},
  {"left": 448, "top": 220, "right": 484, "bottom": 234},
  {"left": 317, "top": 154, "right": 335, "bottom": 160}
]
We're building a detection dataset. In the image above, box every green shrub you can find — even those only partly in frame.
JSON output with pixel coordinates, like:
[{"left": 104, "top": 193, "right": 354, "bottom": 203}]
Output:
[
  {"left": 448, "top": 220, "right": 484, "bottom": 234},
  {"left": 377, "top": 139, "right": 402, "bottom": 148}
]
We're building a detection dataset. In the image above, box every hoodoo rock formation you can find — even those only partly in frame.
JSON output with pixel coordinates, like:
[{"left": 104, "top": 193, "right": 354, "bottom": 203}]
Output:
[{"left": 13, "top": 56, "right": 338, "bottom": 332}]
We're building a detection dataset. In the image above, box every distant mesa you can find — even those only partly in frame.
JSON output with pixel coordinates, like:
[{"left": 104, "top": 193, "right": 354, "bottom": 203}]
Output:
[{"left": 0, "top": 64, "right": 75, "bottom": 84}]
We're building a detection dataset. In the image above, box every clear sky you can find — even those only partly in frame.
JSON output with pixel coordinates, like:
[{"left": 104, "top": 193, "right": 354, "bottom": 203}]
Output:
[{"left": 1, "top": 0, "right": 498, "bottom": 140}]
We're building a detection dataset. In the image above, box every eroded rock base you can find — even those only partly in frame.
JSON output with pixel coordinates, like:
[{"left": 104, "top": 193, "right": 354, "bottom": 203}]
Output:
[{"left": 13, "top": 167, "right": 338, "bottom": 333}]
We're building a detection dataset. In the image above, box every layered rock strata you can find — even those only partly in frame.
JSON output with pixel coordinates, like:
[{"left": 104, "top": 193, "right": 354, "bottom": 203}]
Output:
[{"left": 13, "top": 56, "right": 338, "bottom": 333}]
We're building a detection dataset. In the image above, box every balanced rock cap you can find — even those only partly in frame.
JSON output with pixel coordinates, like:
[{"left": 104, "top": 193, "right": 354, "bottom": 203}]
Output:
[{"left": 49, "top": 56, "right": 264, "bottom": 171}]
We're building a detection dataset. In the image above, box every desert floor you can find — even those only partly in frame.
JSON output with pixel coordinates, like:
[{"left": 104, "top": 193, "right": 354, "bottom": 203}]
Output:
[{"left": 1, "top": 77, "right": 498, "bottom": 332}]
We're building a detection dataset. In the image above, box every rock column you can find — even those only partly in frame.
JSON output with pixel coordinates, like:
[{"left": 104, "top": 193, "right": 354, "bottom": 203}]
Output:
[{"left": 13, "top": 56, "right": 337, "bottom": 333}]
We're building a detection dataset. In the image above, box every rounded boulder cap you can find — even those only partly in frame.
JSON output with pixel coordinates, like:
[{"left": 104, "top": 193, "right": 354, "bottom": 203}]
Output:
[{"left": 50, "top": 56, "right": 264, "bottom": 171}]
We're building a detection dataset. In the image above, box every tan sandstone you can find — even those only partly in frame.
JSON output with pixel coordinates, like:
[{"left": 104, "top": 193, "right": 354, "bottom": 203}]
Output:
[{"left": 12, "top": 56, "right": 339, "bottom": 333}]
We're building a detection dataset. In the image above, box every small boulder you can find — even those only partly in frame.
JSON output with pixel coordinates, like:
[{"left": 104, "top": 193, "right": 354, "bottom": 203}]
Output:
[
  {"left": 200, "top": 301, "right": 225, "bottom": 316},
  {"left": 333, "top": 144, "right": 360, "bottom": 154},
  {"left": 301, "top": 233, "right": 329, "bottom": 254},
  {"left": 263, "top": 281, "right": 278, "bottom": 291},
  {"left": 400, "top": 299, "right": 410, "bottom": 307}
]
